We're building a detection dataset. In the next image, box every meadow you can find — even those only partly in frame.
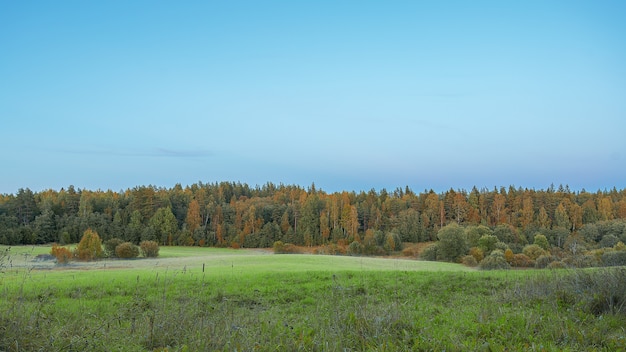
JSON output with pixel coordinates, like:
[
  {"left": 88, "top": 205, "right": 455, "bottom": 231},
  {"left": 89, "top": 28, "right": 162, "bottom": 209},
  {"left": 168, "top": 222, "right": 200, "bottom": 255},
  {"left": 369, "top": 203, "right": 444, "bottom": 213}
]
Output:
[{"left": 1, "top": 246, "right": 625, "bottom": 351}]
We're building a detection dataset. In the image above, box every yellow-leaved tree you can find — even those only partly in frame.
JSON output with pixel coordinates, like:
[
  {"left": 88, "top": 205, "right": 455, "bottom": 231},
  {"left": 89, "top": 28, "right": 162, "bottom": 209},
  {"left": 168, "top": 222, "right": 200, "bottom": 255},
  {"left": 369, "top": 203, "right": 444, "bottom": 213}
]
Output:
[{"left": 75, "top": 228, "right": 103, "bottom": 261}]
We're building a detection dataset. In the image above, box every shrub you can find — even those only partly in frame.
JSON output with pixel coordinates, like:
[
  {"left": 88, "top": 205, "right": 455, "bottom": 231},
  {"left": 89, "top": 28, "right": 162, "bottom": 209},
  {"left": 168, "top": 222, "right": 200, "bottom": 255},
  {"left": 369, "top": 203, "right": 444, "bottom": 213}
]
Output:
[
  {"left": 562, "top": 254, "right": 599, "bottom": 268},
  {"left": 115, "top": 242, "right": 139, "bottom": 259},
  {"left": 104, "top": 238, "right": 124, "bottom": 258},
  {"left": 602, "top": 251, "right": 626, "bottom": 267},
  {"left": 479, "top": 250, "right": 511, "bottom": 270},
  {"left": 75, "top": 228, "right": 103, "bottom": 261},
  {"left": 273, "top": 241, "right": 285, "bottom": 253},
  {"left": 522, "top": 244, "right": 547, "bottom": 261},
  {"left": 510, "top": 253, "right": 534, "bottom": 268},
  {"left": 495, "top": 242, "right": 509, "bottom": 252},
  {"left": 599, "top": 234, "right": 620, "bottom": 248},
  {"left": 273, "top": 241, "right": 300, "bottom": 254},
  {"left": 468, "top": 247, "right": 484, "bottom": 262},
  {"left": 401, "top": 245, "right": 420, "bottom": 257},
  {"left": 347, "top": 241, "right": 363, "bottom": 256},
  {"left": 314, "top": 244, "right": 346, "bottom": 255},
  {"left": 504, "top": 248, "right": 514, "bottom": 263},
  {"left": 420, "top": 243, "right": 439, "bottom": 261},
  {"left": 461, "top": 255, "right": 478, "bottom": 267},
  {"left": 533, "top": 234, "right": 550, "bottom": 250},
  {"left": 140, "top": 240, "right": 160, "bottom": 258},
  {"left": 535, "top": 254, "right": 557, "bottom": 269},
  {"left": 50, "top": 244, "right": 72, "bottom": 264},
  {"left": 478, "top": 234, "right": 498, "bottom": 254}
]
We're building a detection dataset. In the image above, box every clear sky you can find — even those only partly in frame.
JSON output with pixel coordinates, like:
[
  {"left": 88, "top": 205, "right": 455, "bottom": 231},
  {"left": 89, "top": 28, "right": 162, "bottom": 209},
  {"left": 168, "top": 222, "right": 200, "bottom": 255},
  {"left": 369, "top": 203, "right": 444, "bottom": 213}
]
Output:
[{"left": 1, "top": 1, "right": 625, "bottom": 194}]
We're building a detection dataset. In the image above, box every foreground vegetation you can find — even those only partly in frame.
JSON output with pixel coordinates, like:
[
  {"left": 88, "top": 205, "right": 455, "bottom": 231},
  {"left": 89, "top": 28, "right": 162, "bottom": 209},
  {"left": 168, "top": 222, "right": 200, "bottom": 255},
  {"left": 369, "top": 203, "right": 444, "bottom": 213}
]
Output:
[{"left": 1, "top": 247, "right": 626, "bottom": 351}]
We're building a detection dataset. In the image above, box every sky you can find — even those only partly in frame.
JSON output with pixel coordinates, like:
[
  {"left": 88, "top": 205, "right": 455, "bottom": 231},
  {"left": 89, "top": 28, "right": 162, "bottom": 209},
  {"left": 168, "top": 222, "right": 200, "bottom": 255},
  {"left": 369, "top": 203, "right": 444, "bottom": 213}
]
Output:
[{"left": 1, "top": 1, "right": 625, "bottom": 195}]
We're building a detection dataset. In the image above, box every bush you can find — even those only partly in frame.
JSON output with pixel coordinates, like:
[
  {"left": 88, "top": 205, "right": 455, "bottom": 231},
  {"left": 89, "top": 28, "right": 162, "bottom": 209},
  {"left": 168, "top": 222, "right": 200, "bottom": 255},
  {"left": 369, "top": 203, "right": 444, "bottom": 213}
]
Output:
[
  {"left": 468, "top": 247, "right": 484, "bottom": 262},
  {"left": 401, "top": 245, "right": 420, "bottom": 257},
  {"left": 479, "top": 250, "right": 511, "bottom": 270},
  {"left": 478, "top": 234, "right": 498, "bottom": 254},
  {"left": 504, "top": 248, "right": 514, "bottom": 263},
  {"left": 436, "top": 223, "right": 469, "bottom": 262},
  {"left": 273, "top": 241, "right": 300, "bottom": 254},
  {"left": 533, "top": 234, "right": 550, "bottom": 250},
  {"left": 461, "top": 255, "right": 478, "bottom": 267},
  {"left": 115, "top": 242, "right": 139, "bottom": 259},
  {"left": 273, "top": 241, "right": 286, "bottom": 253},
  {"left": 535, "top": 254, "right": 557, "bottom": 269},
  {"left": 140, "top": 240, "right": 160, "bottom": 258},
  {"left": 50, "top": 244, "right": 72, "bottom": 264},
  {"left": 347, "top": 241, "right": 363, "bottom": 256},
  {"left": 420, "top": 243, "right": 439, "bottom": 261},
  {"left": 562, "top": 254, "right": 599, "bottom": 268},
  {"left": 104, "top": 238, "right": 124, "bottom": 258},
  {"left": 602, "top": 251, "right": 626, "bottom": 267},
  {"left": 314, "top": 244, "right": 346, "bottom": 255},
  {"left": 522, "top": 244, "right": 547, "bottom": 261},
  {"left": 75, "top": 228, "right": 103, "bottom": 261},
  {"left": 599, "top": 234, "right": 620, "bottom": 249},
  {"left": 510, "top": 253, "right": 534, "bottom": 268}
]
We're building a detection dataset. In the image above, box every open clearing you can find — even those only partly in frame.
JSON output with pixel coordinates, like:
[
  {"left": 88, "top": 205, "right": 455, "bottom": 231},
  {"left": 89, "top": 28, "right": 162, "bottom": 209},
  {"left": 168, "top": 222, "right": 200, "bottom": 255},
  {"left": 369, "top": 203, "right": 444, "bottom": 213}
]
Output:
[
  {"left": 1, "top": 245, "right": 471, "bottom": 274},
  {"left": 2, "top": 245, "right": 625, "bottom": 351}
]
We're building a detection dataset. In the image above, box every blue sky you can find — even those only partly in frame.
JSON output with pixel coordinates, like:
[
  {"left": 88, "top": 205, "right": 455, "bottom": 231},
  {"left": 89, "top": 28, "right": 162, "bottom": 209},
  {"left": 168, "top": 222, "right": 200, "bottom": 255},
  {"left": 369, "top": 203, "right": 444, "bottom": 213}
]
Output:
[{"left": 1, "top": 1, "right": 625, "bottom": 194}]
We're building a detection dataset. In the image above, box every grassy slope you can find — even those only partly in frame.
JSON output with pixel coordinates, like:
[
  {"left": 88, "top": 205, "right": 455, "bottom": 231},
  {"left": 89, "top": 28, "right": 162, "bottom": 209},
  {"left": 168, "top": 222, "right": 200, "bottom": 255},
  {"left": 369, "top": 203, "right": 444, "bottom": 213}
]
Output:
[{"left": 1, "top": 246, "right": 625, "bottom": 351}]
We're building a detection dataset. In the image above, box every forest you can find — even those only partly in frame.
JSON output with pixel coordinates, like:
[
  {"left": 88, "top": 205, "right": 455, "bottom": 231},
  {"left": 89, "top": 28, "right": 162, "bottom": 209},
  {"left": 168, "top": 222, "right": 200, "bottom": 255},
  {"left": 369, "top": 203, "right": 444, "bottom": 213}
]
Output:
[{"left": 1, "top": 182, "right": 626, "bottom": 265}]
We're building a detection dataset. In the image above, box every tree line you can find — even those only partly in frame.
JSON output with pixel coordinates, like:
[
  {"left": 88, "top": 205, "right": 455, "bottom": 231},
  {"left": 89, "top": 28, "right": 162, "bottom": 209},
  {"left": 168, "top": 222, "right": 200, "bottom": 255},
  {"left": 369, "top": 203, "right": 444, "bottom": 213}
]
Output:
[{"left": 1, "top": 182, "right": 625, "bottom": 254}]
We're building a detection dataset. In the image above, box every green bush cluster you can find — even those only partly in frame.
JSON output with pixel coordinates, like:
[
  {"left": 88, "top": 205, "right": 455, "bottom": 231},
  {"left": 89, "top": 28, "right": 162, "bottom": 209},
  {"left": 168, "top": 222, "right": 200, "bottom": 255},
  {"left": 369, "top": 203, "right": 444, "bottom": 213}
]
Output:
[{"left": 419, "top": 222, "right": 626, "bottom": 271}]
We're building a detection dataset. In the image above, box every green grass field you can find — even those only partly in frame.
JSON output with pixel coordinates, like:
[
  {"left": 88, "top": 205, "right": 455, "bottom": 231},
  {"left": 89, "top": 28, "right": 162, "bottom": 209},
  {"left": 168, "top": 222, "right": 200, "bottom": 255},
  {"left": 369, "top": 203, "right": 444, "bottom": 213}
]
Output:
[{"left": 1, "top": 245, "right": 625, "bottom": 351}]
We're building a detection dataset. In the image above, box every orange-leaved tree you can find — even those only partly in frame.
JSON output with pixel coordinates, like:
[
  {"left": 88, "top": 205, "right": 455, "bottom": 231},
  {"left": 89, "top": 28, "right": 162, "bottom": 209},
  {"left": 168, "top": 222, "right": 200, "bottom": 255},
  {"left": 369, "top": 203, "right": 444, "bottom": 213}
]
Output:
[{"left": 75, "top": 228, "right": 103, "bottom": 261}]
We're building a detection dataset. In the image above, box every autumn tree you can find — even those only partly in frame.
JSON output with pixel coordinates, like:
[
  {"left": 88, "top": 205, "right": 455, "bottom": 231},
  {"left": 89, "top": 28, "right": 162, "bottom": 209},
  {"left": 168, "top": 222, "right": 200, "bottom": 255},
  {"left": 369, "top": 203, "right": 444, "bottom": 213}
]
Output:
[
  {"left": 75, "top": 228, "right": 103, "bottom": 261},
  {"left": 519, "top": 195, "right": 534, "bottom": 229},
  {"left": 185, "top": 199, "right": 202, "bottom": 234},
  {"left": 50, "top": 244, "right": 72, "bottom": 264},
  {"left": 491, "top": 193, "right": 507, "bottom": 225},
  {"left": 554, "top": 202, "right": 571, "bottom": 230},
  {"left": 451, "top": 191, "right": 469, "bottom": 224}
]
